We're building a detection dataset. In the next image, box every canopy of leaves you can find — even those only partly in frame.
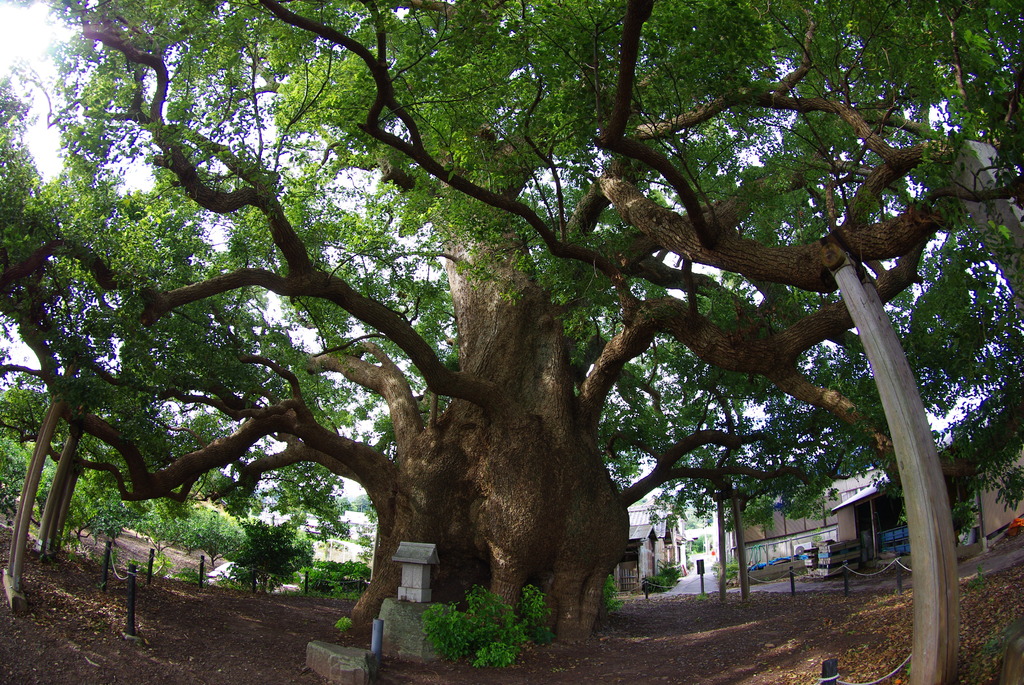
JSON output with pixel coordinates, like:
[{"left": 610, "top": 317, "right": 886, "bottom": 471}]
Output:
[{"left": 0, "top": 0, "right": 1021, "bottom": 529}]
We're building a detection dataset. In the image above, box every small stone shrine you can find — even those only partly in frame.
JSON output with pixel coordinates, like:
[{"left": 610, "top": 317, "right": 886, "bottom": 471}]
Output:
[
  {"left": 393, "top": 541, "right": 439, "bottom": 602},
  {"left": 378, "top": 541, "right": 440, "bottom": 662}
]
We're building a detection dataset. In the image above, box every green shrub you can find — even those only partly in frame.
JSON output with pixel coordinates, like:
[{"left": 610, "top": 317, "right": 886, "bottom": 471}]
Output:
[
  {"left": 967, "top": 565, "right": 986, "bottom": 591},
  {"left": 300, "top": 559, "right": 371, "bottom": 596},
  {"left": 229, "top": 520, "right": 314, "bottom": 591},
  {"left": 720, "top": 558, "right": 740, "bottom": 584},
  {"left": 646, "top": 563, "right": 682, "bottom": 593},
  {"left": 422, "top": 584, "right": 552, "bottom": 668},
  {"left": 334, "top": 617, "right": 353, "bottom": 633},
  {"left": 472, "top": 641, "right": 519, "bottom": 668},
  {"left": 150, "top": 551, "right": 172, "bottom": 577},
  {"left": 603, "top": 574, "right": 623, "bottom": 612},
  {"left": 518, "top": 584, "right": 555, "bottom": 645},
  {"left": 172, "top": 568, "right": 202, "bottom": 584}
]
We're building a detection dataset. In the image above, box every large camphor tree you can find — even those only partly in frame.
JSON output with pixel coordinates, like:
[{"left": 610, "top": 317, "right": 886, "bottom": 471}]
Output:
[{"left": 2, "top": 0, "right": 1023, "bottom": 672}]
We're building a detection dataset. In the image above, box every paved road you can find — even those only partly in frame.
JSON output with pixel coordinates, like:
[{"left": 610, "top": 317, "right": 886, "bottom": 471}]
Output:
[{"left": 657, "top": 535, "right": 1024, "bottom": 597}]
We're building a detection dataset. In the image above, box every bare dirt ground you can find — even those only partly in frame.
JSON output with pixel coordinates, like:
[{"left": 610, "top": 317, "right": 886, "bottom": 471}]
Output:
[{"left": 3, "top": 525, "right": 1023, "bottom": 684}]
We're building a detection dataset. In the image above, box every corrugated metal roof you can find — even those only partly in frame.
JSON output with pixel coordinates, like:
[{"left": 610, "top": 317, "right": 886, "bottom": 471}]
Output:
[
  {"left": 831, "top": 485, "right": 879, "bottom": 512},
  {"left": 629, "top": 524, "right": 654, "bottom": 541}
]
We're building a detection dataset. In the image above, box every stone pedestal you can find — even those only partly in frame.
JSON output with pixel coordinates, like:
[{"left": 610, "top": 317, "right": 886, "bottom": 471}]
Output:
[{"left": 378, "top": 598, "right": 438, "bottom": 662}]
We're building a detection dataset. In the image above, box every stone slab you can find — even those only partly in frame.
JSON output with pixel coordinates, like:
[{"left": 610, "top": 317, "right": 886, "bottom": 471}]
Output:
[
  {"left": 306, "top": 641, "right": 377, "bottom": 685},
  {"left": 379, "top": 597, "right": 438, "bottom": 663}
]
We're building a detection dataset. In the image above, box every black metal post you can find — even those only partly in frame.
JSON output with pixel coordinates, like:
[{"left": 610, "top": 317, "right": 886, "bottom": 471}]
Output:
[
  {"left": 147, "top": 548, "right": 155, "bottom": 585},
  {"left": 896, "top": 562, "right": 903, "bottom": 594},
  {"left": 252, "top": 568, "right": 257, "bottom": 593},
  {"left": 843, "top": 565, "right": 850, "bottom": 597},
  {"left": 199, "top": 555, "right": 204, "bottom": 588},
  {"left": 101, "top": 540, "right": 112, "bottom": 592},
  {"left": 821, "top": 658, "right": 839, "bottom": 683},
  {"left": 304, "top": 570, "right": 309, "bottom": 594},
  {"left": 790, "top": 568, "right": 796, "bottom": 595},
  {"left": 126, "top": 563, "right": 137, "bottom": 637}
]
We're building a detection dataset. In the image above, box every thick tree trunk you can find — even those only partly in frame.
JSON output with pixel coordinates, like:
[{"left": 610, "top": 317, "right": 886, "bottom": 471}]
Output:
[{"left": 350, "top": 241, "right": 628, "bottom": 641}]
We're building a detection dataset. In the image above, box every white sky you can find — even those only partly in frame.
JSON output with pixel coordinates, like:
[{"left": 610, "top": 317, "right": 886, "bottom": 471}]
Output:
[{"left": 0, "top": 3, "right": 70, "bottom": 179}]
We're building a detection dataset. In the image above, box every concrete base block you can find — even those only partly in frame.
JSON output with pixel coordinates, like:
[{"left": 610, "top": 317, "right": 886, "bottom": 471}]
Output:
[
  {"left": 3, "top": 568, "right": 28, "bottom": 614},
  {"left": 379, "top": 597, "right": 438, "bottom": 662},
  {"left": 1000, "top": 618, "right": 1024, "bottom": 685},
  {"left": 306, "top": 641, "right": 378, "bottom": 685}
]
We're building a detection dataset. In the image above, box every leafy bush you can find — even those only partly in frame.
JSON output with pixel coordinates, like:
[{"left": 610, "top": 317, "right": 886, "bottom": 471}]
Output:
[
  {"left": 185, "top": 508, "right": 244, "bottom": 566},
  {"left": 172, "top": 568, "right": 202, "bottom": 584},
  {"left": 138, "top": 503, "right": 192, "bottom": 554},
  {"left": 722, "top": 558, "right": 740, "bottom": 584},
  {"left": 87, "top": 496, "right": 140, "bottom": 541},
  {"left": 603, "top": 574, "right": 623, "bottom": 612},
  {"left": 0, "top": 437, "right": 28, "bottom": 522},
  {"left": 228, "top": 520, "right": 314, "bottom": 591},
  {"left": 300, "top": 559, "right": 371, "bottom": 597},
  {"left": 646, "top": 563, "right": 682, "bottom": 593},
  {"left": 472, "top": 642, "right": 519, "bottom": 668},
  {"left": 334, "top": 617, "right": 353, "bottom": 633},
  {"left": 517, "top": 584, "right": 555, "bottom": 645},
  {"left": 967, "top": 565, "right": 986, "bottom": 592},
  {"left": 422, "top": 585, "right": 552, "bottom": 668}
]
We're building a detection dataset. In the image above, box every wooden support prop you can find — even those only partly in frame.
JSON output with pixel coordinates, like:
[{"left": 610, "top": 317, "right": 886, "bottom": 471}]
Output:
[
  {"left": 823, "top": 243, "right": 959, "bottom": 685},
  {"left": 730, "top": 490, "right": 750, "bottom": 601},
  {"left": 53, "top": 466, "right": 80, "bottom": 555},
  {"left": 716, "top": 496, "right": 727, "bottom": 602},
  {"left": 5, "top": 401, "right": 65, "bottom": 612},
  {"left": 37, "top": 428, "right": 80, "bottom": 557}
]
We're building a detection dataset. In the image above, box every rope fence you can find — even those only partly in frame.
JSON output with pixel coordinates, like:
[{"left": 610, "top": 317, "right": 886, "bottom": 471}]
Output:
[
  {"left": 109, "top": 555, "right": 130, "bottom": 581},
  {"left": 820, "top": 653, "right": 912, "bottom": 685},
  {"left": 841, "top": 557, "right": 906, "bottom": 577}
]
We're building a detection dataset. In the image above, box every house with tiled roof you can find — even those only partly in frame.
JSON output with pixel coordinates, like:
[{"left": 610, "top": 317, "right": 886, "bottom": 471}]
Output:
[{"left": 614, "top": 503, "right": 685, "bottom": 591}]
